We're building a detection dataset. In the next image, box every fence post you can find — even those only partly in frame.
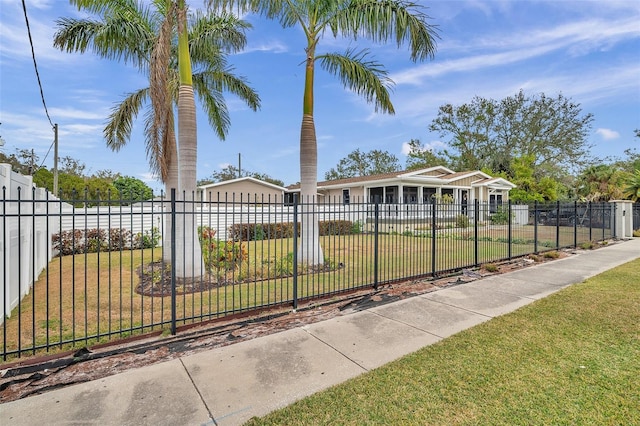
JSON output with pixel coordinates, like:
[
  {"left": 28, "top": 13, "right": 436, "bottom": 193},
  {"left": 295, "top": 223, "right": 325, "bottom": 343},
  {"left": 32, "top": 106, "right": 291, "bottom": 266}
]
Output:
[
  {"left": 292, "top": 198, "right": 298, "bottom": 310},
  {"left": 508, "top": 200, "right": 512, "bottom": 260},
  {"left": 170, "top": 188, "right": 177, "bottom": 335},
  {"left": 573, "top": 201, "right": 578, "bottom": 248},
  {"left": 373, "top": 202, "right": 379, "bottom": 290},
  {"left": 431, "top": 197, "right": 437, "bottom": 276},
  {"left": 474, "top": 199, "right": 479, "bottom": 267},
  {"left": 556, "top": 201, "right": 560, "bottom": 249},
  {"left": 602, "top": 202, "right": 606, "bottom": 241},
  {"left": 534, "top": 201, "right": 538, "bottom": 253},
  {"left": 612, "top": 203, "right": 617, "bottom": 239},
  {"left": 588, "top": 201, "right": 593, "bottom": 241}
]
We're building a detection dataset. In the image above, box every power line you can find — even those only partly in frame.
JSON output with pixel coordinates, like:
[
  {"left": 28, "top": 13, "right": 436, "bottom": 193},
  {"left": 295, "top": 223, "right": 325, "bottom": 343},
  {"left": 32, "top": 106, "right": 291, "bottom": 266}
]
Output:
[{"left": 21, "top": 0, "right": 54, "bottom": 129}]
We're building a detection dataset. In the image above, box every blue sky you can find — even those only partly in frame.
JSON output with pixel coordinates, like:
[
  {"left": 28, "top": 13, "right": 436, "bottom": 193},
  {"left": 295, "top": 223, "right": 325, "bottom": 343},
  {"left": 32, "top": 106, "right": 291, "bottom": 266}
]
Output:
[{"left": 1, "top": 0, "right": 639, "bottom": 192}]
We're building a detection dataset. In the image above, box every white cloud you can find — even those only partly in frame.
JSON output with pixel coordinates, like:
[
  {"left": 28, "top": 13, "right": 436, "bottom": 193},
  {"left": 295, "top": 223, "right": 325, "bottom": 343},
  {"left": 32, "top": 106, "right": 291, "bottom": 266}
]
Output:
[
  {"left": 391, "top": 17, "right": 640, "bottom": 86},
  {"left": 241, "top": 40, "right": 289, "bottom": 54},
  {"left": 596, "top": 128, "right": 620, "bottom": 140}
]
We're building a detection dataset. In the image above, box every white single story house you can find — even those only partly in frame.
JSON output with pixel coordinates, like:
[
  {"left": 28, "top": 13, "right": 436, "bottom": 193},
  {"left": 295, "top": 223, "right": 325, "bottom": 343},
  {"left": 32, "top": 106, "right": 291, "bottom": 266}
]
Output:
[{"left": 285, "top": 166, "right": 516, "bottom": 208}]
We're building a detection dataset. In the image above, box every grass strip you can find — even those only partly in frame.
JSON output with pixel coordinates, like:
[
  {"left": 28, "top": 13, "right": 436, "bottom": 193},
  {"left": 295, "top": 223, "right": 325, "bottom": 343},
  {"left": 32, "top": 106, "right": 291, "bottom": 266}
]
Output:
[{"left": 247, "top": 259, "right": 640, "bottom": 425}]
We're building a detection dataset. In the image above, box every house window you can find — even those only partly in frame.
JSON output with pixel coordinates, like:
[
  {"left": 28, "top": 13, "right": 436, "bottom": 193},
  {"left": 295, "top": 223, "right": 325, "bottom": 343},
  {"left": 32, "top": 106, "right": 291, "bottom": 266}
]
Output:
[
  {"left": 490, "top": 193, "right": 503, "bottom": 213},
  {"left": 385, "top": 186, "right": 398, "bottom": 203},
  {"left": 442, "top": 188, "right": 454, "bottom": 202},
  {"left": 342, "top": 189, "right": 350, "bottom": 205},
  {"left": 423, "top": 187, "right": 436, "bottom": 203},
  {"left": 369, "top": 187, "right": 384, "bottom": 203},
  {"left": 403, "top": 186, "right": 418, "bottom": 204},
  {"left": 284, "top": 192, "right": 298, "bottom": 206}
]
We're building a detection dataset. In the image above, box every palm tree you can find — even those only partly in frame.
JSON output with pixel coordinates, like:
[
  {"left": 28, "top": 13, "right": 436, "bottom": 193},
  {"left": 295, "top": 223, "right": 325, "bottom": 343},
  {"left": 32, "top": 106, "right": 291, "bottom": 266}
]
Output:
[
  {"left": 55, "top": 0, "right": 260, "bottom": 277},
  {"left": 209, "top": 0, "right": 438, "bottom": 265},
  {"left": 623, "top": 169, "right": 640, "bottom": 202}
]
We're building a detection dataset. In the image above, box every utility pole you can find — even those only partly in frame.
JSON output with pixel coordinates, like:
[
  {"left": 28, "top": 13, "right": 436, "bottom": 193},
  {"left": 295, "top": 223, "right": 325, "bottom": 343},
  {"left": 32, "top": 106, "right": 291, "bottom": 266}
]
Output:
[
  {"left": 29, "top": 149, "right": 35, "bottom": 175},
  {"left": 238, "top": 152, "right": 241, "bottom": 178}
]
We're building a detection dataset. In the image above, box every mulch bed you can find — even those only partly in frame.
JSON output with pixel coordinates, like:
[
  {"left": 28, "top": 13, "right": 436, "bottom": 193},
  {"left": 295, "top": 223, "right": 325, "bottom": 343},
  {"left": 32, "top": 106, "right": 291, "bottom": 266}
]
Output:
[{"left": 135, "top": 261, "right": 344, "bottom": 296}]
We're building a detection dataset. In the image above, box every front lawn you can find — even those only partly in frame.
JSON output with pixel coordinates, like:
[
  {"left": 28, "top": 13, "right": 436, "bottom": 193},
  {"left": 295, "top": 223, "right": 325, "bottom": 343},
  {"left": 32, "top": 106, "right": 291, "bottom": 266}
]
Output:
[{"left": 247, "top": 258, "right": 640, "bottom": 425}]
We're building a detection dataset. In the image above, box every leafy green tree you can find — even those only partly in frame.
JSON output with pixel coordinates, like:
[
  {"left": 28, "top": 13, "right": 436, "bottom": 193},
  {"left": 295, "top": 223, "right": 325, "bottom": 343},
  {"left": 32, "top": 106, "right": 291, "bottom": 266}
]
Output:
[
  {"left": 198, "top": 165, "right": 284, "bottom": 187},
  {"left": 113, "top": 176, "right": 154, "bottom": 202},
  {"left": 199, "top": 164, "right": 242, "bottom": 184},
  {"left": 325, "top": 149, "right": 400, "bottom": 180},
  {"left": 404, "top": 139, "right": 450, "bottom": 170},
  {"left": 211, "top": 0, "right": 438, "bottom": 264},
  {"left": 496, "top": 155, "right": 562, "bottom": 202},
  {"left": 59, "top": 155, "right": 87, "bottom": 176},
  {"left": 0, "top": 148, "right": 38, "bottom": 175},
  {"left": 251, "top": 173, "right": 284, "bottom": 187},
  {"left": 33, "top": 168, "right": 54, "bottom": 190},
  {"left": 430, "top": 90, "right": 593, "bottom": 178}
]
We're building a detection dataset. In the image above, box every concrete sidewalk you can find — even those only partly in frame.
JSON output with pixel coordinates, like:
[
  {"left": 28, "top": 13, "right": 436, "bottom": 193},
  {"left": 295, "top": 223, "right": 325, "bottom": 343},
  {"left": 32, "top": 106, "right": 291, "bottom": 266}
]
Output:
[{"left": 2, "top": 238, "right": 639, "bottom": 426}]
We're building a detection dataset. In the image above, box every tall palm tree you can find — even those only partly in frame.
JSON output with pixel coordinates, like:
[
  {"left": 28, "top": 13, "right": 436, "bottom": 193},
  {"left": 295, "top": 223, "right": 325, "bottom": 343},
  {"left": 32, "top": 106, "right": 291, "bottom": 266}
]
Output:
[
  {"left": 55, "top": 0, "right": 260, "bottom": 277},
  {"left": 209, "top": 0, "right": 438, "bottom": 265}
]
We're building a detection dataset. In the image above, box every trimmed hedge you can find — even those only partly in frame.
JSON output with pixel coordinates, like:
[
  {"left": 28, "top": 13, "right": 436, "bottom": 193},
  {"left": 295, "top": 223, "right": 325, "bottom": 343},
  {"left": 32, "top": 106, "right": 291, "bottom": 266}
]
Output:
[
  {"left": 52, "top": 227, "right": 160, "bottom": 256},
  {"left": 229, "top": 220, "right": 356, "bottom": 241}
]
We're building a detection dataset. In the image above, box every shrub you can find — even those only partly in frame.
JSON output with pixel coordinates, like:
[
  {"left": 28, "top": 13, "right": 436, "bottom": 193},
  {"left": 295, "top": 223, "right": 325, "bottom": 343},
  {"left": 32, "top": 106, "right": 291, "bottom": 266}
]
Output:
[
  {"left": 51, "top": 226, "right": 159, "bottom": 256},
  {"left": 52, "top": 229, "right": 85, "bottom": 256},
  {"left": 455, "top": 214, "right": 470, "bottom": 228},
  {"left": 483, "top": 263, "right": 499, "bottom": 272},
  {"left": 543, "top": 250, "right": 560, "bottom": 259},
  {"left": 228, "top": 220, "right": 356, "bottom": 241},
  {"left": 271, "top": 252, "right": 295, "bottom": 277},
  {"left": 108, "top": 228, "right": 133, "bottom": 250},
  {"left": 199, "top": 226, "right": 247, "bottom": 271},
  {"left": 133, "top": 227, "right": 160, "bottom": 249},
  {"left": 490, "top": 206, "right": 510, "bottom": 225},
  {"left": 579, "top": 241, "right": 595, "bottom": 250},
  {"left": 634, "top": 229, "right": 640, "bottom": 237}
]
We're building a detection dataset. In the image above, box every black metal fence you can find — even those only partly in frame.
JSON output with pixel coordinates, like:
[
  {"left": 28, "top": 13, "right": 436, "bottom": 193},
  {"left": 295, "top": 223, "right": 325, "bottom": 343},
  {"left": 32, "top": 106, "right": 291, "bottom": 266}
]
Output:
[{"left": 1, "top": 188, "right": 622, "bottom": 360}]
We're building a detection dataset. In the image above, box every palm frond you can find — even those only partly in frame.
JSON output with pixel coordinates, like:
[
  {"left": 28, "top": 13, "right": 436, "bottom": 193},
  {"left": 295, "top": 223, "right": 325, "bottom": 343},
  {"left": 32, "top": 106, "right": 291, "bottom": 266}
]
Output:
[
  {"left": 104, "top": 87, "right": 149, "bottom": 151},
  {"left": 193, "top": 76, "right": 229, "bottom": 140},
  {"left": 318, "top": 49, "right": 395, "bottom": 114},
  {"left": 149, "top": 1, "right": 175, "bottom": 163},
  {"left": 333, "top": 0, "right": 439, "bottom": 62},
  {"left": 192, "top": 68, "right": 261, "bottom": 139},
  {"left": 59, "top": 1, "right": 155, "bottom": 69},
  {"left": 189, "top": 10, "right": 250, "bottom": 57}
]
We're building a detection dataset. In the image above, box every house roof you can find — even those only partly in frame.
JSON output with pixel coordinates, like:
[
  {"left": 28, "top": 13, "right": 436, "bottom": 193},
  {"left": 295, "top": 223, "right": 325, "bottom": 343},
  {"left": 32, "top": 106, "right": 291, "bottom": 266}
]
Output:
[
  {"left": 286, "top": 166, "right": 513, "bottom": 191},
  {"left": 199, "top": 176, "right": 287, "bottom": 192}
]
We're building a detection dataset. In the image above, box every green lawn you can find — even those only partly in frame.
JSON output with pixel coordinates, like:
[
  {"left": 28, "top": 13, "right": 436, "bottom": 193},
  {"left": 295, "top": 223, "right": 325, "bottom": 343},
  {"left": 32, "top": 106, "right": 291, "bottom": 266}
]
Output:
[
  {"left": 246, "top": 258, "right": 640, "bottom": 426},
  {"left": 1, "top": 224, "right": 606, "bottom": 361}
]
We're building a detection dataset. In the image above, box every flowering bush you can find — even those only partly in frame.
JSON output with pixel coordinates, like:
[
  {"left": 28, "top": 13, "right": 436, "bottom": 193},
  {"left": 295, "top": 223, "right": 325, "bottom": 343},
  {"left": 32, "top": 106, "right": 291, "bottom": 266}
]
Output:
[{"left": 199, "top": 226, "right": 247, "bottom": 271}]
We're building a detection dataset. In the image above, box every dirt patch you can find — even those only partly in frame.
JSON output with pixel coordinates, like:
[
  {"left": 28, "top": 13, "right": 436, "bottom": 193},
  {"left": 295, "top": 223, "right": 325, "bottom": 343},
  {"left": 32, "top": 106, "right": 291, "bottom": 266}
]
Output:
[{"left": 0, "top": 245, "right": 609, "bottom": 403}]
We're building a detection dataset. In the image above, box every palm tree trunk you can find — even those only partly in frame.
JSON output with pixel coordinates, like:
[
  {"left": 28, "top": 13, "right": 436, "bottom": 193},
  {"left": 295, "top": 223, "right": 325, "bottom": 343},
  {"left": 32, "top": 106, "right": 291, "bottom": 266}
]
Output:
[
  {"left": 175, "top": 85, "right": 203, "bottom": 278},
  {"left": 163, "top": 137, "right": 179, "bottom": 264},
  {"left": 298, "top": 115, "right": 323, "bottom": 265},
  {"left": 174, "top": 1, "right": 203, "bottom": 279}
]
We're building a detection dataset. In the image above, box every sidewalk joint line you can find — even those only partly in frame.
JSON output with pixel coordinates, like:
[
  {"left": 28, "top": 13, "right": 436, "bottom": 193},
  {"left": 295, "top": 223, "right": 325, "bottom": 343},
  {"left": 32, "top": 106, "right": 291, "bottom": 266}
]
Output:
[
  {"left": 302, "top": 328, "right": 370, "bottom": 372},
  {"left": 179, "top": 358, "right": 218, "bottom": 426}
]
